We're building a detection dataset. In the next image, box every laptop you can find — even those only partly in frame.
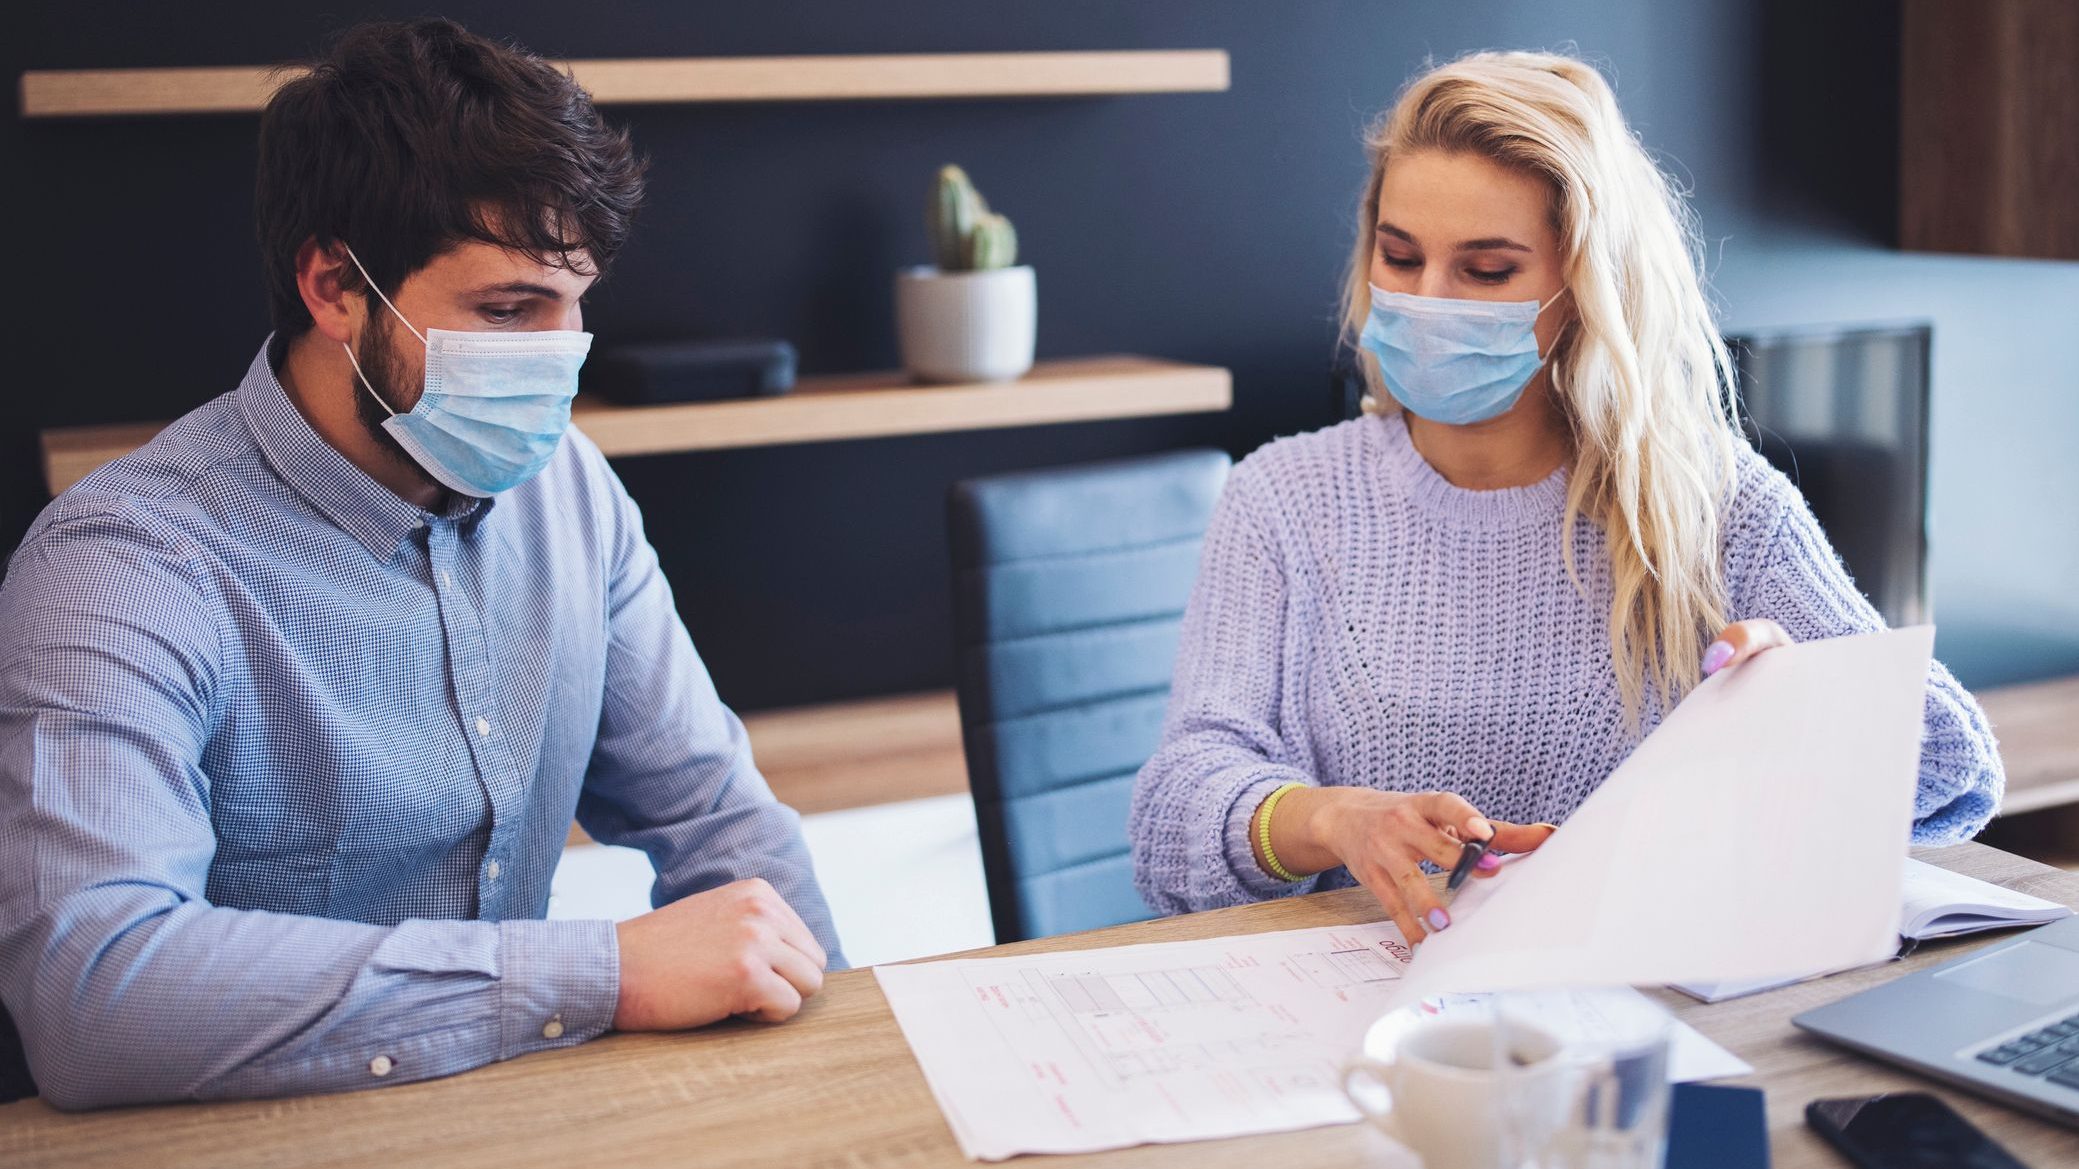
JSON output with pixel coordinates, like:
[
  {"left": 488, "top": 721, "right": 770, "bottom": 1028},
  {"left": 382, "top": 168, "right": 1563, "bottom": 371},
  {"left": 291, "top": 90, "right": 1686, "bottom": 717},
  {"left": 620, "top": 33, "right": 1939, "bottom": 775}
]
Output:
[{"left": 1795, "top": 913, "right": 2079, "bottom": 1126}]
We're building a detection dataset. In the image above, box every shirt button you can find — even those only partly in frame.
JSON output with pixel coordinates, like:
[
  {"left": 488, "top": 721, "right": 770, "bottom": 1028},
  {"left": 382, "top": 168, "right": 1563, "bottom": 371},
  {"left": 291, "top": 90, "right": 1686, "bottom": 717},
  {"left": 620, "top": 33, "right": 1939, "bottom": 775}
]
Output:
[
  {"left": 369, "top": 1055, "right": 394, "bottom": 1077},
  {"left": 441, "top": 570, "right": 453, "bottom": 588},
  {"left": 485, "top": 859, "right": 502, "bottom": 880},
  {"left": 476, "top": 717, "right": 491, "bottom": 737},
  {"left": 542, "top": 1015, "right": 565, "bottom": 1040}
]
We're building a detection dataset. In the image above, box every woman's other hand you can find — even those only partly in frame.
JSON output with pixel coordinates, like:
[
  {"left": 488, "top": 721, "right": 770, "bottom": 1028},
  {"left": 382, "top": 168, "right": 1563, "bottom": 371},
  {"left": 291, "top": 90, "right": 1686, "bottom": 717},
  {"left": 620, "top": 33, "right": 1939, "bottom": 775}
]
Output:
[{"left": 1702, "top": 618, "right": 1793, "bottom": 677}]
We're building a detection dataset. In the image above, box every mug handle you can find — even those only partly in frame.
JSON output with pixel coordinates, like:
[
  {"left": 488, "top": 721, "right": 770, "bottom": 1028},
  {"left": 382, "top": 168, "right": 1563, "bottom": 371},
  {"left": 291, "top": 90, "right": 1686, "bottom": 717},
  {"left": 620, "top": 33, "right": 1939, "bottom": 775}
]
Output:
[{"left": 1341, "top": 1055, "right": 1400, "bottom": 1138}]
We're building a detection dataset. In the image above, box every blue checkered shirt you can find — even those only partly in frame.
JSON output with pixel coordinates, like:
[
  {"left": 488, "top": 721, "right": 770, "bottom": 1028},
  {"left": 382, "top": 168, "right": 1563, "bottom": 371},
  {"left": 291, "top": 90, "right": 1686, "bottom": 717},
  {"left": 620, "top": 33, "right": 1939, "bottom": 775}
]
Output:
[{"left": 0, "top": 339, "right": 842, "bottom": 1110}]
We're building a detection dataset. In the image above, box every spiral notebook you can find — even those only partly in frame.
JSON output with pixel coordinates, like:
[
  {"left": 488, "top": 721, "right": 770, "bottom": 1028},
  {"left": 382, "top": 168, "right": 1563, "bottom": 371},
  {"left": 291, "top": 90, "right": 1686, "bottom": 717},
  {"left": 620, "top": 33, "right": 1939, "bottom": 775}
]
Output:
[{"left": 1673, "top": 857, "right": 2074, "bottom": 1003}]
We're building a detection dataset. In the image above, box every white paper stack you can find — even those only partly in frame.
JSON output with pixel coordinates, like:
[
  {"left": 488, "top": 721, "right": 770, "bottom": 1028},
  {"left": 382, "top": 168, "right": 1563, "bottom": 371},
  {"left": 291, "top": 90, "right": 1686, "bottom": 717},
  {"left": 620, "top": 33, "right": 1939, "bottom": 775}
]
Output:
[{"left": 1383, "top": 626, "right": 1938, "bottom": 1010}]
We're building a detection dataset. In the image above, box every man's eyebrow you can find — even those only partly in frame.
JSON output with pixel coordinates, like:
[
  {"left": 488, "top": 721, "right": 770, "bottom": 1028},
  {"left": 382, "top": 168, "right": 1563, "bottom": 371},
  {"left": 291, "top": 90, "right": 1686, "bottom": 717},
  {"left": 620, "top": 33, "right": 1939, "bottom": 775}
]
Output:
[{"left": 464, "top": 281, "right": 566, "bottom": 300}]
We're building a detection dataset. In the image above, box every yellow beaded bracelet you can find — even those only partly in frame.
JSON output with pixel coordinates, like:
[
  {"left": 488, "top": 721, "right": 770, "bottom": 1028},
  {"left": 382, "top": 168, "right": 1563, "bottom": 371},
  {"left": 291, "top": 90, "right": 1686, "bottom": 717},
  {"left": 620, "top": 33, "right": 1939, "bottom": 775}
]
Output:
[{"left": 1256, "top": 782, "right": 1309, "bottom": 883}]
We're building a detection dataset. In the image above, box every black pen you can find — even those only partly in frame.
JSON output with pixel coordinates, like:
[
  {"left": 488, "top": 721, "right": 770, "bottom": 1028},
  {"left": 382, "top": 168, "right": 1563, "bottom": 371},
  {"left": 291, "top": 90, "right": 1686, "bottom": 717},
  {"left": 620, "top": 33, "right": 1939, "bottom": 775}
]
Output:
[{"left": 1443, "top": 833, "right": 1494, "bottom": 901}]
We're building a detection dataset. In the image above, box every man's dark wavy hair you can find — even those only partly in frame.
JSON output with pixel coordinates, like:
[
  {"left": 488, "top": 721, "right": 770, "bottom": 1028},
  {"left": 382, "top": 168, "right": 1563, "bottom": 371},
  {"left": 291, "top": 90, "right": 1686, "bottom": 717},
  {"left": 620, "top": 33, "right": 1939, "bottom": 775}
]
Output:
[{"left": 255, "top": 18, "right": 647, "bottom": 337}]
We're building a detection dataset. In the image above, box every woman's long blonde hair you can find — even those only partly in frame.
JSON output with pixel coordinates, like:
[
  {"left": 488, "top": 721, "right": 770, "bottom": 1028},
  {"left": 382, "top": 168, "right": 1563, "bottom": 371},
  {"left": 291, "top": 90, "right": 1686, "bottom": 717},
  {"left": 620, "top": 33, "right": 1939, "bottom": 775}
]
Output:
[{"left": 1342, "top": 50, "right": 1743, "bottom": 719}]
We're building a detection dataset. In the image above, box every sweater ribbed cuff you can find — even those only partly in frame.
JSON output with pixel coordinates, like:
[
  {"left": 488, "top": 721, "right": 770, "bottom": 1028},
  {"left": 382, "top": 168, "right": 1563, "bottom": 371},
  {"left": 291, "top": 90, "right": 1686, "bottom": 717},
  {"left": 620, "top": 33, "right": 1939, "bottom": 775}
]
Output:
[{"left": 1223, "top": 773, "right": 1322, "bottom": 901}]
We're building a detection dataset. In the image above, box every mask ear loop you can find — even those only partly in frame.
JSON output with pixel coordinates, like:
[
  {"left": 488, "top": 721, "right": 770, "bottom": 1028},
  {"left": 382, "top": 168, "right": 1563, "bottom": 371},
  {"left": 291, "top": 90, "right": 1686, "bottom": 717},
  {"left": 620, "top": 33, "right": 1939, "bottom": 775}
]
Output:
[
  {"left": 341, "top": 244, "right": 428, "bottom": 346},
  {"left": 338, "top": 244, "right": 428, "bottom": 418},
  {"left": 339, "top": 343, "right": 397, "bottom": 419},
  {"left": 1530, "top": 286, "right": 1573, "bottom": 363}
]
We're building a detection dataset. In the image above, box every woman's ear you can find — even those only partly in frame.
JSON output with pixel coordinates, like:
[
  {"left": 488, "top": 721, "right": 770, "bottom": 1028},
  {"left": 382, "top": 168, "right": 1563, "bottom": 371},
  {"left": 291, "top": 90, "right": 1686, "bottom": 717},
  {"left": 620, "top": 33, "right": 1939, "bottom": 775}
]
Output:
[{"left": 296, "top": 237, "right": 359, "bottom": 345}]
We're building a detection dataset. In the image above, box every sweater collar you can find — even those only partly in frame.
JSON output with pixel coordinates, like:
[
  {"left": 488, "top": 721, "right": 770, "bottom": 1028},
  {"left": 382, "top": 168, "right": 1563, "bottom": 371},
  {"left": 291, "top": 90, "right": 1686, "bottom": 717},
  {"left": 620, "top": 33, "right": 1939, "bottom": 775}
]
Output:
[{"left": 1372, "top": 411, "right": 1571, "bottom": 530}]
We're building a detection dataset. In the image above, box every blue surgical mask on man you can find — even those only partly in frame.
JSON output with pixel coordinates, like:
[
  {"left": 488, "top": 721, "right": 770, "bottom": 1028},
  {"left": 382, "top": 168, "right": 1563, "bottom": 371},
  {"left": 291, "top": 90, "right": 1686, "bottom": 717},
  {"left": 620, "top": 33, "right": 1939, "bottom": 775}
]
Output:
[
  {"left": 340, "top": 244, "right": 592, "bottom": 497},
  {"left": 1358, "top": 285, "right": 1566, "bottom": 426}
]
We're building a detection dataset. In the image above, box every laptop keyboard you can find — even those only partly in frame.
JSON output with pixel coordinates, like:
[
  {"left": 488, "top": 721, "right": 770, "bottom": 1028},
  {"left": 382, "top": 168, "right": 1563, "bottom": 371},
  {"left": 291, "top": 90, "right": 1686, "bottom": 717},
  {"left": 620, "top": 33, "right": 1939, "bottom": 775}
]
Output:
[{"left": 1975, "top": 1012, "right": 2079, "bottom": 1088}]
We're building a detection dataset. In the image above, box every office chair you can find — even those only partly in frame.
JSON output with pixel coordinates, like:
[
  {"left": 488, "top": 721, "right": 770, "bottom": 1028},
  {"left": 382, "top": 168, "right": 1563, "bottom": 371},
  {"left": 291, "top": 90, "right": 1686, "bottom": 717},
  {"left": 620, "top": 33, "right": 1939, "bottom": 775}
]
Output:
[
  {"left": 947, "top": 448, "right": 1230, "bottom": 943},
  {"left": 0, "top": 1006, "right": 32, "bottom": 1104}
]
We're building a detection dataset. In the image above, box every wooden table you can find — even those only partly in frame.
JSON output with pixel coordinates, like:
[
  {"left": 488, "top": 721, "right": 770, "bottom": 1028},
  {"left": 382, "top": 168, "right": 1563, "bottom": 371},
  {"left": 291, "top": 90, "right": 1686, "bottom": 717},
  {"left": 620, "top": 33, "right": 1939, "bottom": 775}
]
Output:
[
  {"left": 1982, "top": 675, "right": 2079, "bottom": 816},
  {"left": 6, "top": 842, "right": 2078, "bottom": 1168}
]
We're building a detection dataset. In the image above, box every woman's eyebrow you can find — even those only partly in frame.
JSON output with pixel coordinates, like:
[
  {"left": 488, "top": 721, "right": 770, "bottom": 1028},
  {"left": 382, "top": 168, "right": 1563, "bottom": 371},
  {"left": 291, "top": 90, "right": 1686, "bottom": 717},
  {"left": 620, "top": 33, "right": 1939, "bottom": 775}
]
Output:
[
  {"left": 1455, "top": 237, "right": 1533, "bottom": 253},
  {"left": 1375, "top": 222, "right": 1531, "bottom": 254}
]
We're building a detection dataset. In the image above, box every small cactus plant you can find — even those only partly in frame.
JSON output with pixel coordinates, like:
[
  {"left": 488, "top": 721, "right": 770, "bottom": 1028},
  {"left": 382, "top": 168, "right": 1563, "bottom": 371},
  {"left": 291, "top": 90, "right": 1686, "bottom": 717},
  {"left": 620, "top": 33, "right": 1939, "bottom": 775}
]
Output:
[
  {"left": 928, "top": 164, "right": 1019, "bottom": 272},
  {"left": 898, "top": 164, "right": 1035, "bottom": 382}
]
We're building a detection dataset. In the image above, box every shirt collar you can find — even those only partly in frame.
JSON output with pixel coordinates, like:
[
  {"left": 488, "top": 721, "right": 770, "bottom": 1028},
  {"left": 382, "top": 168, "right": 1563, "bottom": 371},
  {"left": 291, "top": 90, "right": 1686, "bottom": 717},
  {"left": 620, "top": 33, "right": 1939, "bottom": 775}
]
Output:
[{"left": 236, "top": 335, "right": 492, "bottom": 561}]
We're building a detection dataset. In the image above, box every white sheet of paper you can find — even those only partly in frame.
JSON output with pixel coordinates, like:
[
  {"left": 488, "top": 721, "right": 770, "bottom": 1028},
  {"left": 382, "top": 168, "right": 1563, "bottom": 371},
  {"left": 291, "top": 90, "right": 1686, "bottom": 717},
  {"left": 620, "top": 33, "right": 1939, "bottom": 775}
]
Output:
[
  {"left": 876, "top": 922, "right": 1415, "bottom": 1161},
  {"left": 876, "top": 921, "right": 1751, "bottom": 1160},
  {"left": 1388, "top": 626, "right": 1935, "bottom": 1008}
]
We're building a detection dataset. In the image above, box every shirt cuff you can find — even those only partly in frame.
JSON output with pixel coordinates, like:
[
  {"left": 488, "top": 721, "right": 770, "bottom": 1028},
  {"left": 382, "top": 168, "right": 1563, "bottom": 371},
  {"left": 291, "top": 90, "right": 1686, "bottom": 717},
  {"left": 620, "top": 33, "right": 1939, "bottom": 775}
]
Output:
[
  {"left": 496, "top": 917, "right": 620, "bottom": 1060},
  {"left": 1222, "top": 774, "right": 1323, "bottom": 902}
]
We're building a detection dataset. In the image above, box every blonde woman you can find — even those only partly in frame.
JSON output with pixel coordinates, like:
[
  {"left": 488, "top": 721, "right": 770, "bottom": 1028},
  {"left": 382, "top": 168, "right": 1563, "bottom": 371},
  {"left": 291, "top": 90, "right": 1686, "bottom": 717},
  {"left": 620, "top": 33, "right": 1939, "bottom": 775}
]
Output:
[{"left": 1128, "top": 51, "right": 2002, "bottom": 948}]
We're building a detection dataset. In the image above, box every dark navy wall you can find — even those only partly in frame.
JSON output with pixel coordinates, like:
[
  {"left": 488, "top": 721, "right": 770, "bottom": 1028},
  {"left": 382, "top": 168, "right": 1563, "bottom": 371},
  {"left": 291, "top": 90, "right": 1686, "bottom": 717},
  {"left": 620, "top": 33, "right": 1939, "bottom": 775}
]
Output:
[{"left": 6, "top": 1, "right": 2075, "bottom": 709}]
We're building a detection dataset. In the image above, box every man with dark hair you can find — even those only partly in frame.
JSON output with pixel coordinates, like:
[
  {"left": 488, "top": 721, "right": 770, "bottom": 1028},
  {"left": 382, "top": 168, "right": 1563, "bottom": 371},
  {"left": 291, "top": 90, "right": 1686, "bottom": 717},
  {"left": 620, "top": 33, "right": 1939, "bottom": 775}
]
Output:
[{"left": 0, "top": 19, "right": 840, "bottom": 1110}]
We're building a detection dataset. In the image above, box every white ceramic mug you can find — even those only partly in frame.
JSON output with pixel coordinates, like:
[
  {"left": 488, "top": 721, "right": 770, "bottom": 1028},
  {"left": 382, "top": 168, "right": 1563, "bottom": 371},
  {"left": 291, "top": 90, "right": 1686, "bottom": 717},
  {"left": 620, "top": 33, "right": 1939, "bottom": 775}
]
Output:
[{"left": 1343, "top": 1013, "right": 1567, "bottom": 1169}]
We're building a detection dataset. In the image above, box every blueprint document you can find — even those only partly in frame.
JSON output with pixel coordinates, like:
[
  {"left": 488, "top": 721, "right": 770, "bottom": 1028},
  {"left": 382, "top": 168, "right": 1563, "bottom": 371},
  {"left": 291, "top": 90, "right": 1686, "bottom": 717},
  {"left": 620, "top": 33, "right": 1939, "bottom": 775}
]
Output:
[
  {"left": 876, "top": 923, "right": 1413, "bottom": 1160},
  {"left": 876, "top": 922, "right": 1747, "bottom": 1160}
]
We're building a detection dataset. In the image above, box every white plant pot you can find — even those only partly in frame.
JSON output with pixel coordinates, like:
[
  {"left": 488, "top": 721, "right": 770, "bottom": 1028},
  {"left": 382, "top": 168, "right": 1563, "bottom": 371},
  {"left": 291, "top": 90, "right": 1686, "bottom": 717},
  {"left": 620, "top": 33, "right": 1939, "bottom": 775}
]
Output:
[{"left": 895, "top": 265, "right": 1036, "bottom": 384}]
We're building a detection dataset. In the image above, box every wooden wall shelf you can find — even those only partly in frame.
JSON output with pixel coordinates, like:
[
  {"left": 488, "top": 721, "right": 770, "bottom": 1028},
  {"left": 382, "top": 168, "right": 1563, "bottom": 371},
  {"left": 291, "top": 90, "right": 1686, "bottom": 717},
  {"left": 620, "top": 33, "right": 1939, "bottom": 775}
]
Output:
[
  {"left": 39, "top": 355, "right": 1231, "bottom": 496},
  {"left": 18, "top": 50, "right": 1230, "bottom": 119},
  {"left": 571, "top": 356, "right": 1230, "bottom": 458}
]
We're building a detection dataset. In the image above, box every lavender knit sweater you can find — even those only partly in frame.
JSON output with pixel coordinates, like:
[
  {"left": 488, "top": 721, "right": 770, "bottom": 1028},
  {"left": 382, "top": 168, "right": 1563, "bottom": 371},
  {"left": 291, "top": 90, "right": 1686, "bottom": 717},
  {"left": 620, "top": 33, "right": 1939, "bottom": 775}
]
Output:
[{"left": 1129, "top": 412, "right": 2004, "bottom": 915}]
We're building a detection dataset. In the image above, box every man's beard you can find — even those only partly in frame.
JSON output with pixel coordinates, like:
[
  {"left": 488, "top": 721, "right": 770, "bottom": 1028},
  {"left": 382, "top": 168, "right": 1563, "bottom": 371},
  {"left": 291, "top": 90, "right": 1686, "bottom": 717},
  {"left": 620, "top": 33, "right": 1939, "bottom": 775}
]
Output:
[{"left": 350, "top": 312, "right": 424, "bottom": 474}]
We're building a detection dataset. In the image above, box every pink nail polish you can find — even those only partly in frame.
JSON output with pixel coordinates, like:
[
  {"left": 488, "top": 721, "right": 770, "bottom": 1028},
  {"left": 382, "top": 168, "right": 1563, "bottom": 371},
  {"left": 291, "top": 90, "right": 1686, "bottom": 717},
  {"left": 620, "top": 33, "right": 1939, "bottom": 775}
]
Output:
[
  {"left": 1426, "top": 907, "right": 1451, "bottom": 931},
  {"left": 1476, "top": 853, "right": 1503, "bottom": 871},
  {"left": 1702, "top": 640, "right": 1734, "bottom": 675}
]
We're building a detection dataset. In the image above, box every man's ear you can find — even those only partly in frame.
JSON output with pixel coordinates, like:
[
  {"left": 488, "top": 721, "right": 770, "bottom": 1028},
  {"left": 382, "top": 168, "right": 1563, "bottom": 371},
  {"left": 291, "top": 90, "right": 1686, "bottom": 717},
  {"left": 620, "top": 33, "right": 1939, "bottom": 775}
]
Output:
[{"left": 296, "top": 237, "right": 360, "bottom": 345}]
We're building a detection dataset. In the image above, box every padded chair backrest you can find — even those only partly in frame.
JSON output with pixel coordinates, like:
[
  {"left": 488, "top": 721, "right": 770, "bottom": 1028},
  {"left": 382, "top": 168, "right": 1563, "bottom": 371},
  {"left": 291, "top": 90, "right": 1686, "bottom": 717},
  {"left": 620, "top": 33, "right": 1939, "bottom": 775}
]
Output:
[
  {"left": 948, "top": 449, "right": 1230, "bottom": 942},
  {"left": 0, "top": 1005, "right": 32, "bottom": 1104}
]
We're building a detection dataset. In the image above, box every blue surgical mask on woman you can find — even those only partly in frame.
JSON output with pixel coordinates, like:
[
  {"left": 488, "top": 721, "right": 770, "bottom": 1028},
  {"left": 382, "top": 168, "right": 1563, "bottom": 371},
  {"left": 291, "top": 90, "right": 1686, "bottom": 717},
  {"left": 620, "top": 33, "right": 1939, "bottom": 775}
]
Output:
[
  {"left": 340, "top": 244, "right": 592, "bottom": 498},
  {"left": 1358, "top": 285, "right": 1566, "bottom": 425}
]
